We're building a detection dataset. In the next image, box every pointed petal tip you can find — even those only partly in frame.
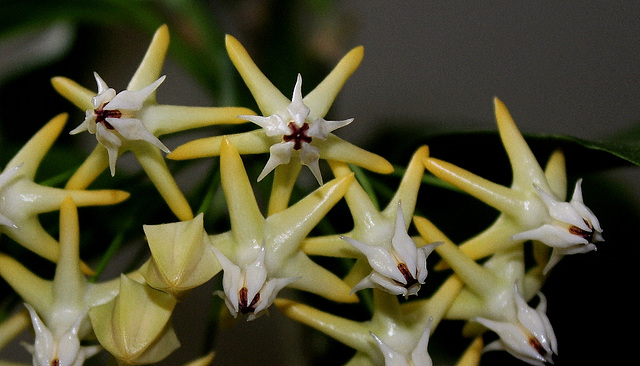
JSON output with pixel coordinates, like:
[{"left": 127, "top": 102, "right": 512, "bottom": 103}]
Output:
[{"left": 345, "top": 45, "right": 365, "bottom": 65}]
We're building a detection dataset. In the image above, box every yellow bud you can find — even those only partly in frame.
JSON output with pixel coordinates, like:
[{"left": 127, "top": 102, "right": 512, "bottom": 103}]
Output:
[
  {"left": 89, "top": 274, "right": 180, "bottom": 365},
  {"left": 142, "top": 213, "right": 220, "bottom": 299}
]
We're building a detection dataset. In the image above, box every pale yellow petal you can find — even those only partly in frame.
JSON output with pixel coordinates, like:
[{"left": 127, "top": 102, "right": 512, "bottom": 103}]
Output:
[
  {"left": 220, "top": 138, "right": 265, "bottom": 244},
  {"left": 382, "top": 145, "right": 429, "bottom": 222},
  {"left": 303, "top": 46, "right": 364, "bottom": 121},
  {"left": 65, "top": 146, "right": 109, "bottom": 189},
  {"left": 0, "top": 309, "right": 30, "bottom": 351},
  {"left": 132, "top": 141, "right": 193, "bottom": 221},
  {"left": 168, "top": 130, "right": 272, "bottom": 160},
  {"left": 455, "top": 337, "right": 483, "bottom": 366},
  {"left": 225, "top": 35, "right": 290, "bottom": 116},
  {"left": 543, "top": 149, "right": 567, "bottom": 200},
  {"left": 265, "top": 173, "right": 354, "bottom": 260},
  {"left": 424, "top": 157, "right": 520, "bottom": 216},
  {"left": 267, "top": 160, "right": 302, "bottom": 215},
  {"left": 275, "top": 298, "right": 371, "bottom": 351},
  {"left": 316, "top": 134, "right": 393, "bottom": 174},
  {"left": 279, "top": 251, "right": 358, "bottom": 303},
  {"left": 127, "top": 25, "right": 169, "bottom": 94},
  {"left": 413, "top": 216, "right": 496, "bottom": 297},
  {"left": 494, "top": 97, "right": 549, "bottom": 192},
  {"left": 6, "top": 113, "right": 67, "bottom": 180},
  {"left": 52, "top": 197, "right": 84, "bottom": 307},
  {"left": 0, "top": 253, "right": 52, "bottom": 313},
  {"left": 51, "top": 77, "right": 95, "bottom": 110},
  {"left": 142, "top": 105, "right": 255, "bottom": 136}
]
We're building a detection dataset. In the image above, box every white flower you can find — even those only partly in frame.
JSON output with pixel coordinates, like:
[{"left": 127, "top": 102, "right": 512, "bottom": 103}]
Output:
[
  {"left": 239, "top": 74, "right": 353, "bottom": 184},
  {"left": 211, "top": 245, "right": 297, "bottom": 321},
  {"left": 70, "top": 72, "right": 170, "bottom": 175},
  {"left": 512, "top": 179, "right": 603, "bottom": 273},
  {"left": 370, "top": 318, "right": 433, "bottom": 366},
  {"left": 473, "top": 284, "right": 557, "bottom": 366},
  {"left": 341, "top": 202, "right": 439, "bottom": 297},
  {"left": 22, "top": 303, "right": 101, "bottom": 366}
]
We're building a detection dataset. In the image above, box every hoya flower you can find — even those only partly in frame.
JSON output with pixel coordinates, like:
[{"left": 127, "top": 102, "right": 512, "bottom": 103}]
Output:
[
  {"left": 208, "top": 138, "right": 356, "bottom": 320},
  {"left": 52, "top": 25, "right": 254, "bottom": 221},
  {"left": 70, "top": 72, "right": 170, "bottom": 176},
  {"left": 512, "top": 179, "right": 602, "bottom": 272},
  {"left": 23, "top": 304, "right": 101, "bottom": 366},
  {"left": 370, "top": 318, "right": 433, "bottom": 366},
  {"left": 414, "top": 216, "right": 555, "bottom": 365},
  {"left": 239, "top": 73, "right": 353, "bottom": 183},
  {"left": 90, "top": 274, "right": 180, "bottom": 365},
  {"left": 301, "top": 147, "right": 435, "bottom": 295},
  {"left": 341, "top": 201, "right": 439, "bottom": 297},
  {"left": 0, "top": 197, "right": 122, "bottom": 366},
  {"left": 0, "top": 113, "right": 128, "bottom": 266},
  {"left": 473, "top": 286, "right": 557, "bottom": 366},
  {"left": 169, "top": 35, "right": 392, "bottom": 211},
  {"left": 211, "top": 244, "right": 297, "bottom": 320},
  {"left": 141, "top": 213, "right": 220, "bottom": 299},
  {"left": 276, "top": 288, "right": 451, "bottom": 365},
  {"left": 424, "top": 98, "right": 602, "bottom": 271}
]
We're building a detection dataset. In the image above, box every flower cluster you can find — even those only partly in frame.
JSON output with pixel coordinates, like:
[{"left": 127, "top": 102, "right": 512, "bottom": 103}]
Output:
[{"left": 0, "top": 24, "right": 605, "bottom": 366}]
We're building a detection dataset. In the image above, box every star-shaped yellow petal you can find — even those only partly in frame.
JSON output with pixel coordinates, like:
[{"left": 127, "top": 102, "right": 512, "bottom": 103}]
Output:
[
  {"left": 425, "top": 98, "right": 599, "bottom": 271},
  {"left": 208, "top": 138, "right": 358, "bottom": 315},
  {"left": 0, "top": 114, "right": 129, "bottom": 266},
  {"left": 301, "top": 146, "right": 431, "bottom": 293},
  {"left": 0, "top": 197, "right": 122, "bottom": 365},
  {"left": 168, "top": 35, "right": 392, "bottom": 211},
  {"left": 51, "top": 25, "right": 254, "bottom": 221},
  {"left": 275, "top": 274, "right": 463, "bottom": 366}
]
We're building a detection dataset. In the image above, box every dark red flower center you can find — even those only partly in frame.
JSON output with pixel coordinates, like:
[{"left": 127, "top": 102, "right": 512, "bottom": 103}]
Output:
[
  {"left": 238, "top": 287, "right": 260, "bottom": 314},
  {"left": 392, "top": 262, "right": 418, "bottom": 288},
  {"left": 94, "top": 103, "right": 121, "bottom": 130},
  {"left": 569, "top": 219, "right": 595, "bottom": 243},
  {"left": 283, "top": 122, "right": 312, "bottom": 150}
]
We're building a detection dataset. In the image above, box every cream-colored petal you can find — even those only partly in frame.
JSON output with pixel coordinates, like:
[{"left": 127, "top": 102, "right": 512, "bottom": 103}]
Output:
[
  {"left": 299, "top": 142, "right": 322, "bottom": 184},
  {"left": 107, "top": 117, "right": 170, "bottom": 153},
  {"left": 258, "top": 141, "right": 294, "bottom": 182},
  {"left": 288, "top": 74, "right": 311, "bottom": 127},
  {"left": 94, "top": 122, "right": 121, "bottom": 176},
  {"left": 106, "top": 76, "right": 165, "bottom": 111}
]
